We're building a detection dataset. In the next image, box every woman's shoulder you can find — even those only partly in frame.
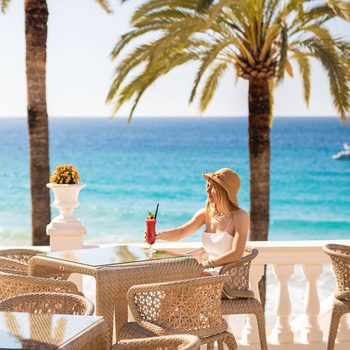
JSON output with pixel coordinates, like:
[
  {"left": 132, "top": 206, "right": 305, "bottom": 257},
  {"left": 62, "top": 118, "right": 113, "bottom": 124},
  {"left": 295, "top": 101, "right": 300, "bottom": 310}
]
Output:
[
  {"left": 234, "top": 208, "right": 250, "bottom": 221},
  {"left": 192, "top": 208, "right": 206, "bottom": 221},
  {"left": 195, "top": 208, "right": 206, "bottom": 216}
]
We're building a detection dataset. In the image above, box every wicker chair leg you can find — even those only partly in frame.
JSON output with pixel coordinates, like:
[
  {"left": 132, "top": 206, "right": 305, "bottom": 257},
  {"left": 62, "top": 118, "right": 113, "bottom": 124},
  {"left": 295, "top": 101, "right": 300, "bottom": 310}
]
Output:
[
  {"left": 217, "top": 341, "right": 224, "bottom": 350},
  {"left": 207, "top": 341, "right": 214, "bottom": 350},
  {"left": 327, "top": 304, "right": 342, "bottom": 350},
  {"left": 255, "top": 307, "right": 268, "bottom": 350},
  {"left": 223, "top": 332, "right": 238, "bottom": 350}
]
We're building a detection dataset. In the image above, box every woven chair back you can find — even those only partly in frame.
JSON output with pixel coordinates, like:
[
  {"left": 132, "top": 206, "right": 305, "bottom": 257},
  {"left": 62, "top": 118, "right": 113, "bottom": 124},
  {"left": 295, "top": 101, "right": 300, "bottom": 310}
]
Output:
[
  {"left": 0, "top": 249, "right": 43, "bottom": 264},
  {"left": 0, "top": 249, "right": 69, "bottom": 280},
  {"left": 220, "top": 247, "right": 258, "bottom": 298},
  {"left": 0, "top": 292, "right": 94, "bottom": 315},
  {"left": 0, "top": 266, "right": 27, "bottom": 276},
  {"left": 323, "top": 244, "right": 350, "bottom": 300},
  {"left": 0, "top": 271, "right": 78, "bottom": 300},
  {"left": 0, "top": 249, "right": 43, "bottom": 273},
  {"left": 128, "top": 275, "right": 229, "bottom": 338}
]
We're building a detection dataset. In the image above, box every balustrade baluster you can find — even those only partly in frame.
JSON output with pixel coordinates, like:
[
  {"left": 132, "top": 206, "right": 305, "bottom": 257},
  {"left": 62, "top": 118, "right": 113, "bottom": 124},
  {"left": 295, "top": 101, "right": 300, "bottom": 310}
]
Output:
[
  {"left": 300, "top": 264, "right": 323, "bottom": 343},
  {"left": 270, "top": 264, "right": 294, "bottom": 344},
  {"left": 241, "top": 263, "right": 265, "bottom": 345}
]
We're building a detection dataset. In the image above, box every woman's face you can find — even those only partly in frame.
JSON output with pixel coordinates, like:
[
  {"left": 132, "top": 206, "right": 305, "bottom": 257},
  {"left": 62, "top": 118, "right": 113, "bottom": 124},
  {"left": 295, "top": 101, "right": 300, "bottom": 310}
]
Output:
[{"left": 206, "top": 181, "right": 218, "bottom": 204}]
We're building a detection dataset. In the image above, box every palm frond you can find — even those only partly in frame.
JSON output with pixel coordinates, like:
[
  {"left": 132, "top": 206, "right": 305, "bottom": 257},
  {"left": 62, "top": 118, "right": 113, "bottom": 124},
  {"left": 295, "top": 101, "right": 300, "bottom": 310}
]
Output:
[
  {"left": 293, "top": 51, "right": 311, "bottom": 105},
  {"left": 190, "top": 39, "right": 236, "bottom": 103},
  {"left": 259, "top": 23, "right": 279, "bottom": 61},
  {"left": 95, "top": 0, "right": 113, "bottom": 13},
  {"left": 199, "top": 62, "right": 228, "bottom": 112},
  {"left": 276, "top": 20, "right": 288, "bottom": 83},
  {"left": 1, "top": 0, "right": 10, "bottom": 13},
  {"left": 132, "top": 0, "right": 197, "bottom": 24},
  {"left": 307, "top": 39, "right": 350, "bottom": 121},
  {"left": 134, "top": 8, "right": 202, "bottom": 27},
  {"left": 326, "top": 0, "right": 350, "bottom": 21},
  {"left": 263, "top": 0, "right": 280, "bottom": 36},
  {"left": 110, "top": 26, "right": 163, "bottom": 59},
  {"left": 285, "top": 59, "right": 294, "bottom": 77},
  {"left": 113, "top": 51, "right": 197, "bottom": 116},
  {"left": 107, "top": 45, "right": 151, "bottom": 103},
  {"left": 197, "top": 0, "right": 214, "bottom": 12}
]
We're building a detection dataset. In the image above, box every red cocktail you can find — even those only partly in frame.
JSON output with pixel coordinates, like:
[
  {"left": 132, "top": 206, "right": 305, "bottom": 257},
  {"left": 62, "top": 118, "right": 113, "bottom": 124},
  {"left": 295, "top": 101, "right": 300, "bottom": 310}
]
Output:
[{"left": 145, "top": 218, "right": 157, "bottom": 245}]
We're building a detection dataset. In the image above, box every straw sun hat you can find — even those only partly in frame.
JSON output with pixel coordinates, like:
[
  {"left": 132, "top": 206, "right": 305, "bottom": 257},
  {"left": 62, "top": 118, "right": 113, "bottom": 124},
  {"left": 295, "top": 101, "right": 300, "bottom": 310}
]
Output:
[{"left": 202, "top": 168, "right": 240, "bottom": 207}]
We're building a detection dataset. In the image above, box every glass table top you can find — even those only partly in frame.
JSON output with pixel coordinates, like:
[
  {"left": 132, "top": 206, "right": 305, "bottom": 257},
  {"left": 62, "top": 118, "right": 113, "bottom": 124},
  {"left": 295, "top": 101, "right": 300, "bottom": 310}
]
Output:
[
  {"left": 0, "top": 312, "right": 103, "bottom": 349},
  {"left": 45, "top": 245, "right": 191, "bottom": 268}
]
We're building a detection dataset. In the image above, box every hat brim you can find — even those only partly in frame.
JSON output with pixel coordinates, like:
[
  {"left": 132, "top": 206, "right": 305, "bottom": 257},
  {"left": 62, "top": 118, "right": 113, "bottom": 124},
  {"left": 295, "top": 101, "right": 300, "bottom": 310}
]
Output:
[{"left": 202, "top": 172, "right": 238, "bottom": 207}]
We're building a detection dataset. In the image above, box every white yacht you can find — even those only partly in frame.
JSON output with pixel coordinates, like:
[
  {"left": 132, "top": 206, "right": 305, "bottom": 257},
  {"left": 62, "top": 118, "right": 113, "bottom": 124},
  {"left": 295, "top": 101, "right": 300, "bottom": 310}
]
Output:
[{"left": 332, "top": 143, "right": 350, "bottom": 160}]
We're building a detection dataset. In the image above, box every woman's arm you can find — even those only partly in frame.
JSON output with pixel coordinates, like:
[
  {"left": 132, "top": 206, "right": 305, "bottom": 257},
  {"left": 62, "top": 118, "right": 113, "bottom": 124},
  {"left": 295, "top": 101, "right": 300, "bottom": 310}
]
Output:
[
  {"left": 156, "top": 208, "right": 206, "bottom": 241},
  {"left": 210, "top": 210, "right": 249, "bottom": 267}
]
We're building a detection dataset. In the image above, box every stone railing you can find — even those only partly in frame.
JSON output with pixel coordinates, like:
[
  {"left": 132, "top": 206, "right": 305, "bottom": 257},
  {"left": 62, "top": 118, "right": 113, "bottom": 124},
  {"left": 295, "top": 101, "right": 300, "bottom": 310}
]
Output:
[{"left": 154, "top": 240, "right": 350, "bottom": 350}]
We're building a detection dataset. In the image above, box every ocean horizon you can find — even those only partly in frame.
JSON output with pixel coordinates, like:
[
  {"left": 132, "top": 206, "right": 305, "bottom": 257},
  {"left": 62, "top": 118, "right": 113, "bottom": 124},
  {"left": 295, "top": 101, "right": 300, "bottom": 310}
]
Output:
[{"left": 0, "top": 116, "right": 349, "bottom": 245}]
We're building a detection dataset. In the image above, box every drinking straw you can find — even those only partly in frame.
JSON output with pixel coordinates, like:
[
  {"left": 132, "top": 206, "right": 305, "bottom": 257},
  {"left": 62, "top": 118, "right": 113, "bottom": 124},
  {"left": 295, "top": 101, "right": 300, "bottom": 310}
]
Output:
[{"left": 154, "top": 203, "right": 159, "bottom": 219}]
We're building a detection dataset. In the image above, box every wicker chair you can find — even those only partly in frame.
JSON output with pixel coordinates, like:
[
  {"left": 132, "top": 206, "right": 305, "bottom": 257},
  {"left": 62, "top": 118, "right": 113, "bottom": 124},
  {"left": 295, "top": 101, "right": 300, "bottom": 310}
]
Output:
[
  {"left": 119, "top": 275, "right": 237, "bottom": 349},
  {"left": 0, "top": 248, "right": 43, "bottom": 273},
  {"left": 0, "top": 248, "right": 69, "bottom": 279},
  {"left": 113, "top": 335, "right": 200, "bottom": 350},
  {"left": 323, "top": 243, "right": 350, "bottom": 350},
  {"left": 0, "top": 292, "right": 94, "bottom": 315},
  {"left": 190, "top": 246, "right": 267, "bottom": 350},
  {"left": 0, "top": 271, "right": 79, "bottom": 300}
]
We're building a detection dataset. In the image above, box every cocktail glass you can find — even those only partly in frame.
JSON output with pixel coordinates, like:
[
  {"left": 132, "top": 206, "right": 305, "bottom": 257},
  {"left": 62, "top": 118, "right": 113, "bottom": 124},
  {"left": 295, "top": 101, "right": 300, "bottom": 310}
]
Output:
[{"left": 145, "top": 218, "right": 156, "bottom": 258}]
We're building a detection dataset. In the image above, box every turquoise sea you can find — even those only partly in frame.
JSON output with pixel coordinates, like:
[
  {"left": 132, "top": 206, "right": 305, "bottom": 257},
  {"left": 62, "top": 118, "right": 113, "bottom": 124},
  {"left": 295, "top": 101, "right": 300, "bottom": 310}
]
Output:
[{"left": 0, "top": 117, "right": 349, "bottom": 245}]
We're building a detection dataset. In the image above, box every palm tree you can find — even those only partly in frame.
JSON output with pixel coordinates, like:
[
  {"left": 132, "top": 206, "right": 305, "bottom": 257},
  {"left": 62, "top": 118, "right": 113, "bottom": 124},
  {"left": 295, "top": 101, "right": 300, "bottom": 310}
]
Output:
[
  {"left": 107, "top": 0, "right": 350, "bottom": 243},
  {"left": 1, "top": 0, "right": 112, "bottom": 245}
]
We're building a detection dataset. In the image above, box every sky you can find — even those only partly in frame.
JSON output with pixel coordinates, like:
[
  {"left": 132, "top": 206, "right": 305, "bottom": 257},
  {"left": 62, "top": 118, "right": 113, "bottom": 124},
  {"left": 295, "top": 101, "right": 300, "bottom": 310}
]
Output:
[{"left": 0, "top": 0, "right": 349, "bottom": 118}]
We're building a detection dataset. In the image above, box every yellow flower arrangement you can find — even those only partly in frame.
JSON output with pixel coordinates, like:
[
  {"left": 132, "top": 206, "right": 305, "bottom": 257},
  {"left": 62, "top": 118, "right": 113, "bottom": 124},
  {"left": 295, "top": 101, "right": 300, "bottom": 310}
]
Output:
[{"left": 50, "top": 164, "right": 80, "bottom": 184}]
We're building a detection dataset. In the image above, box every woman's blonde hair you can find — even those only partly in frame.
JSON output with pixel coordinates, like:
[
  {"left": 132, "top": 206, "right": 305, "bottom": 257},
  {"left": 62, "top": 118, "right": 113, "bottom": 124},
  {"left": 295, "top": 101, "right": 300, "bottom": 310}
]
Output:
[{"left": 205, "top": 179, "right": 239, "bottom": 221}]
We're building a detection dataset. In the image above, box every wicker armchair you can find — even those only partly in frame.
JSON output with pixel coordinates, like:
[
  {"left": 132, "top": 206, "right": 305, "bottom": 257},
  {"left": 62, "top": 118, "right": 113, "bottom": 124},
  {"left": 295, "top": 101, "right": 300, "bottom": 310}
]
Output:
[
  {"left": 0, "top": 292, "right": 94, "bottom": 315},
  {"left": 119, "top": 275, "right": 237, "bottom": 350},
  {"left": 0, "top": 248, "right": 69, "bottom": 280},
  {"left": 0, "top": 271, "right": 79, "bottom": 300},
  {"left": 0, "top": 248, "right": 43, "bottom": 273},
  {"left": 323, "top": 243, "right": 350, "bottom": 350},
  {"left": 190, "top": 246, "right": 267, "bottom": 350},
  {"left": 113, "top": 335, "right": 200, "bottom": 350}
]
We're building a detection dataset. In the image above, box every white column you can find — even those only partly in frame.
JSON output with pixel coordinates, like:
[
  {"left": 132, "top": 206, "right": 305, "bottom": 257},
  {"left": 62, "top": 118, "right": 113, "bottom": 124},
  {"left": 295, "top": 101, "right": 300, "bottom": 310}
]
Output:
[
  {"left": 270, "top": 264, "right": 294, "bottom": 344},
  {"left": 241, "top": 264, "right": 265, "bottom": 344},
  {"left": 300, "top": 264, "right": 323, "bottom": 343}
]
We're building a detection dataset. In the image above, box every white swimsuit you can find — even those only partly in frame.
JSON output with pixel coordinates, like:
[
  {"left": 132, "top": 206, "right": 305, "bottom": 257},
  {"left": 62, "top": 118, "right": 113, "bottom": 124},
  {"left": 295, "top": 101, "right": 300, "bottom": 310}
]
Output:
[
  {"left": 202, "top": 230, "right": 234, "bottom": 260},
  {"left": 201, "top": 215, "right": 234, "bottom": 273}
]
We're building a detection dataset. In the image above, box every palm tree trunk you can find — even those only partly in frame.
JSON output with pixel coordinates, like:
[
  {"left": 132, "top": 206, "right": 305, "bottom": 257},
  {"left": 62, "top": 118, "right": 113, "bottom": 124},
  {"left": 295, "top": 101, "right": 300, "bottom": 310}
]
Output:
[
  {"left": 248, "top": 78, "right": 271, "bottom": 307},
  {"left": 25, "top": 0, "right": 50, "bottom": 245},
  {"left": 248, "top": 78, "right": 271, "bottom": 242}
]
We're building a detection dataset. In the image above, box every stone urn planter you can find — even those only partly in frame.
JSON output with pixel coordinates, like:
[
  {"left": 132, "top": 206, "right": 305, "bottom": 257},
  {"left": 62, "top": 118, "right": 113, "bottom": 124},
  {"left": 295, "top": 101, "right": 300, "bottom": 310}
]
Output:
[
  {"left": 46, "top": 183, "right": 87, "bottom": 252},
  {"left": 47, "top": 183, "right": 85, "bottom": 224}
]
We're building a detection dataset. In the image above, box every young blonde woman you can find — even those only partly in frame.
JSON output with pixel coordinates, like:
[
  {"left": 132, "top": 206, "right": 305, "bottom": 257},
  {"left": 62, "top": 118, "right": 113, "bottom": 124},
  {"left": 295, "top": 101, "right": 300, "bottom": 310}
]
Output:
[{"left": 155, "top": 168, "right": 249, "bottom": 271}]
